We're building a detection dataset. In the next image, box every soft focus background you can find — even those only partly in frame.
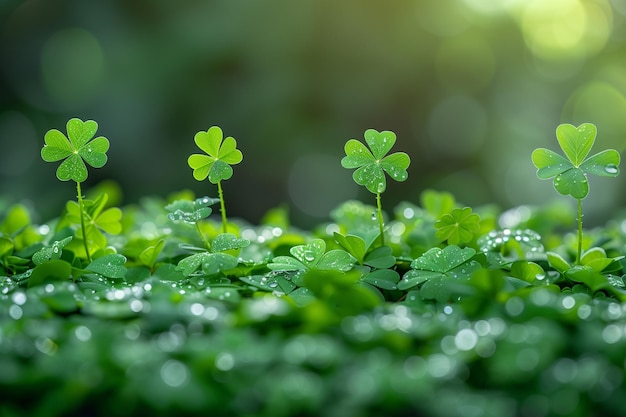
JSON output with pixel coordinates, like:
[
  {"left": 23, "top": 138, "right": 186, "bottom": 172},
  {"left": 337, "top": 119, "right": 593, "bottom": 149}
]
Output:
[{"left": 1, "top": 0, "right": 625, "bottom": 227}]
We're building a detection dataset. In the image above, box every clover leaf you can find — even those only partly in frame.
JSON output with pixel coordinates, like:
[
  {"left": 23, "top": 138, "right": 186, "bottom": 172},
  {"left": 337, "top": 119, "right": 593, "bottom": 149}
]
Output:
[
  {"left": 166, "top": 197, "right": 219, "bottom": 224},
  {"left": 341, "top": 129, "right": 410, "bottom": 246},
  {"left": 267, "top": 239, "right": 355, "bottom": 273},
  {"left": 188, "top": 126, "right": 243, "bottom": 184},
  {"left": 435, "top": 207, "right": 481, "bottom": 245},
  {"left": 41, "top": 118, "right": 110, "bottom": 183},
  {"left": 531, "top": 122, "right": 620, "bottom": 264},
  {"left": 531, "top": 123, "right": 620, "bottom": 200},
  {"left": 398, "top": 245, "right": 480, "bottom": 290},
  {"left": 341, "top": 129, "right": 410, "bottom": 194},
  {"left": 187, "top": 126, "right": 243, "bottom": 233}
]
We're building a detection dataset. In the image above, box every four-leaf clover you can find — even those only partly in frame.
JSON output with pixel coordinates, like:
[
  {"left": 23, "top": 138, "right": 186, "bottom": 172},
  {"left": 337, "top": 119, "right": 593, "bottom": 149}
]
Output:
[
  {"left": 531, "top": 123, "right": 620, "bottom": 199},
  {"left": 187, "top": 126, "right": 243, "bottom": 184},
  {"left": 41, "top": 118, "right": 110, "bottom": 183},
  {"left": 341, "top": 129, "right": 410, "bottom": 194}
]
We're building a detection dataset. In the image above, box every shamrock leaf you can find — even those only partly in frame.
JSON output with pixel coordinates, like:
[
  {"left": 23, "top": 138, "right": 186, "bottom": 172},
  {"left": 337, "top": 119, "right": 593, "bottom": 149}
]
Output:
[
  {"left": 341, "top": 129, "right": 410, "bottom": 194},
  {"left": 166, "top": 196, "right": 219, "bottom": 224},
  {"left": 435, "top": 207, "right": 481, "bottom": 245},
  {"left": 32, "top": 236, "right": 73, "bottom": 266},
  {"left": 398, "top": 245, "right": 480, "bottom": 290},
  {"left": 41, "top": 118, "right": 110, "bottom": 182},
  {"left": 531, "top": 123, "right": 620, "bottom": 199},
  {"left": 86, "top": 254, "right": 128, "bottom": 279},
  {"left": 187, "top": 126, "right": 243, "bottom": 184},
  {"left": 267, "top": 239, "right": 355, "bottom": 272}
]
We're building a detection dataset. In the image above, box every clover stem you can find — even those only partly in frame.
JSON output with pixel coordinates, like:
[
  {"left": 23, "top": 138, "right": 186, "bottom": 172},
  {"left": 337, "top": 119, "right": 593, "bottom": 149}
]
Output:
[
  {"left": 196, "top": 223, "right": 211, "bottom": 251},
  {"left": 576, "top": 198, "right": 583, "bottom": 265},
  {"left": 75, "top": 181, "right": 92, "bottom": 263},
  {"left": 376, "top": 192, "right": 385, "bottom": 246},
  {"left": 217, "top": 180, "right": 228, "bottom": 234}
]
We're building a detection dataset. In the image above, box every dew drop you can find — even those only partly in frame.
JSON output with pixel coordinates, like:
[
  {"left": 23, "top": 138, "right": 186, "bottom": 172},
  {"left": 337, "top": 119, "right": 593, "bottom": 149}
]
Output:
[{"left": 605, "top": 164, "right": 619, "bottom": 175}]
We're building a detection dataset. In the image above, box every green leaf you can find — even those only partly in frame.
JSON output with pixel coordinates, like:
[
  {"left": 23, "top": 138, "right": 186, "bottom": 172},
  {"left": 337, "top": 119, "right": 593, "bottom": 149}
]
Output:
[
  {"left": 211, "top": 233, "right": 250, "bottom": 252},
  {"left": 411, "top": 245, "right": 476, "bottom": 273},
  {"left": 509, "top": 261, "right": 545, "bottom": 284},
  {"left": 289, "top": 239, "right": 327, "bottom": 268},
  {"left": 267, "top": 256, "right": 307, "bottom": 271},
  {"left": 435, "top": 207, "right": 481, "bottom": 245},
  {"left": 546, "top": 251, "right": 571, "bottom": 273},
  {"left": 166, "top": 197, "right": 218, "bottom": 223},
  {"left": 333, "top": 232, "right": 366, "bottom": 264},
  {"left": 554, "top": 168, "right": 588, "bottom": 199},
  {"left": 188, "top": 126, "right": 243, "bottom": 184},
  {"left": 566, "top": 265, "right": 611, "bottom": 293},
  {"left": 28, "top": 259, "right": 73, "bottom": 287},
  {"left": 201, "top": 253, "right": 239, "bottom": 276},
  {"left": 56, "top": 154, "right": 88, "bottom": 182},
  {"left": 341, "top": 129, "right": 411, "bottom": 195},
  {"left": 41, "top": 118, "right": 110, "bottom": 182},
  {"left": 363, "top": 245, "right": 396, "bottom": 269},
  {"left": 398, "top": 269, "right": 441, "bottom": 290},
  {"left": 139, "top": 239, "right": 165, "bottom": 269},
  {"left": 67, "top": 118, "right": 98, "bottom": 149},
  {"left": 531, "top": 148, "right": 572, "bottom": 179},
  {"left": 532, "top": 122, "right": 619, "bottom": 200},
  {"left": 175, "top": 251, "right": 239, "bottom": 276},
  {"left": 364, "top": 128, "right": 395, "bottom": 159},
  {"left": 580, "top": 149, "right": 620, "bottom": 177},
  {"left": 361, "top": 268, "right": 400, "bottom": 290},
  {"left": 41, "top": 129, "right": 73, "bottom": 161},
  {"left": 86, "top": 254, "right": 128, "bottom": 279},
  {"left": 556, "top": 123, "right": 596, "bottom": 167},
  {"left": 32, "top": 237, "right": 73, "bottom": 265},
  {"left": 316, "top": 250, "right": 355, "bottom": 272}
]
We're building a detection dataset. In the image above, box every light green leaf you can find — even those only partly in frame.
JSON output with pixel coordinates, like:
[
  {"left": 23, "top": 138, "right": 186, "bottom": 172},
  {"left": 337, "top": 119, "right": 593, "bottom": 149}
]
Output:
[
  {"left": 580, "top": 149, "right": 620, "bottom": 177},
  {"left": 41, "top": 129, "right": 73, "bottom": 162},
  {"left": 554, "top": 168, "right": 588, "bottom": 199},
  {"left": 56, "top": 154, "right": 88, "bottom": 182},
  {"left": 86, "top": 254, "right": 127, "bottom": 279},
  {"left": 189, "top": 126, "right": 242, "bottom": 183},
  {"left": 556, "top": 123, "right": 596, "bottom": 167},
  {"left": 531, "top": 148, "right": 572, "bottom": 179},
  {"left": 364, "top": 129, "right": 395, "bottom": 160}
]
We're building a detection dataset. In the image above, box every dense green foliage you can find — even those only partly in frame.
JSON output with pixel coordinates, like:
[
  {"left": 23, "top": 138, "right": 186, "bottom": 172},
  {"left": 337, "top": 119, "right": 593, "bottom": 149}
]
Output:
[{"left": 1, "top": 121, "right": 626, "bottom": 416}]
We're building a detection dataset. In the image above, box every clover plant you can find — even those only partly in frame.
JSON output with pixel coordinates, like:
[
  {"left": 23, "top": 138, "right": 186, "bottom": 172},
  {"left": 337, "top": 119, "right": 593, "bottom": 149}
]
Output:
[
  {"left": 41, "top": 118, "right": 110, "bottom": 262},
  {"left": 435, "top": 207, "right": 481, "bottom": 246},
  {"left": 166, "top": 196, "right": 220, "bottom": 250},
  {"left": 187, "top": 126, "right": 243, "bottom": 233},
  {"left": 341, "top": 129, "right": 410, "bottom": 245},
  {"left": 532, "top": 123, "right": 620, "bottom": 264}
]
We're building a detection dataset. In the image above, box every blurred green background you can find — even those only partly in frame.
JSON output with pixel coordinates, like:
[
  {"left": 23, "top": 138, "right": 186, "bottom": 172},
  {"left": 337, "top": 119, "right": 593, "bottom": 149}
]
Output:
[{"left": 1, "top": 0, "right": 625, "bottom": 227}]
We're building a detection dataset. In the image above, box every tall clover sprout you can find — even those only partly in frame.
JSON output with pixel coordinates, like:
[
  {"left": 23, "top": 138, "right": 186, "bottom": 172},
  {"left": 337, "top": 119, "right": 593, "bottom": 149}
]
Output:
[
  {"left": 41, "top": 118, "right": 110, "bottom": 262},
  {"left": 532, "top": 123, "right": 620, "bottom": 264},
  {"left": 341, "top": 129, "right": 410, "bottom": 245},
  {"left": 187, "top": 126, "right": 243, "bottom": 233}
]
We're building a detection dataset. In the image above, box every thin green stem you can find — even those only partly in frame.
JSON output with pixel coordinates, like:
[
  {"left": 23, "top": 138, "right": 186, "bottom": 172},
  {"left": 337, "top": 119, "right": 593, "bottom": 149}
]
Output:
[
  {"left": 196, "top": 222, "right": 211, "bottom": 251},
  {"left": 217, "top": 180, "right": 227, "bottom": 234},
  {"left": 576, "top": 198, "right": 583, "bottom": 265},
  {"left": 376, "top": 192, "right": 385, "bottom": 246},
  {"left": 76, "top": 181, "right": 92, "bottom": 263}
]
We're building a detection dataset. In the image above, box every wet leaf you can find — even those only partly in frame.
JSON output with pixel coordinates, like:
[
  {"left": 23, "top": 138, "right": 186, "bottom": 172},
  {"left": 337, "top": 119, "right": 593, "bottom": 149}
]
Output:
[
  {"left": 188, "top": 126, "right": 243, "bottom": 184},
  {"left": 87, "top": 254, "right": 128, "bottom": 279},
  {"left": 341, "top": 129, "right": 410, "bottom": 194},
  {"left": 32, "top": 236, "right": 73, "bottom": 265},
  {"left": 41, "top": 118, "right": 110, "bottom": 182},
  {"left": 532, "top": 123, "right": 620, "bottom": 199}
]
